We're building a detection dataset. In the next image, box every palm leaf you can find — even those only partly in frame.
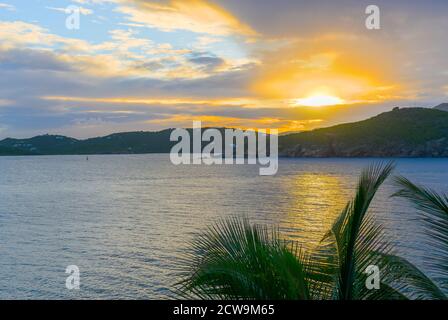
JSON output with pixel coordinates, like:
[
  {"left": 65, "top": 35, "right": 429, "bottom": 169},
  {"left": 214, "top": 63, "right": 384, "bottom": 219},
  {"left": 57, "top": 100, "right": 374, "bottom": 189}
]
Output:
[
  {"left": 176, "top": 217, "right": 314, "bottom": 300},
  {"left": 375, "top": 253, "right": 446, "bottom": 300},
  {"left": 393, "top": 176, "right": 448, "bottom": 294},
  {"left": 321, "top": 162, "right": 395, "bottom": 299}
]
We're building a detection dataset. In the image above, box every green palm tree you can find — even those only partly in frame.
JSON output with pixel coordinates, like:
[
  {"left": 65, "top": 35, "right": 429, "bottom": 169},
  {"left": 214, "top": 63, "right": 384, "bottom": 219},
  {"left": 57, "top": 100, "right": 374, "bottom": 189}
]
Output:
[
  {"left": 393, "top": 176, "right": 448, "bottom": 298},
  {"left": 176, "top": 162, "right": 444, "bottom": 300}
]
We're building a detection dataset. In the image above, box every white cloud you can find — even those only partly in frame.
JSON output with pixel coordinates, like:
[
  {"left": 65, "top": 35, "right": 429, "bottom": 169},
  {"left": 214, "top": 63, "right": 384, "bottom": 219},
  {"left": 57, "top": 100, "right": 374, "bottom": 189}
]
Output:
[
  {"left": 0, "top": 3, "right": 15, "bottom": 11},
  {"left": 194, "top": 36, "right": 222, "bottom": 49},
  {"left": 0, "top": 20, "right": 239, "bottom": 80},
  {"left": 72, "top": 0, "right": 116, "bottom": 4},
  {"left": 46, "top": 6, "right": 94, "bottom": 15},
  {"left": 0, "top": 21, "right": 54, "bottom": 48}
]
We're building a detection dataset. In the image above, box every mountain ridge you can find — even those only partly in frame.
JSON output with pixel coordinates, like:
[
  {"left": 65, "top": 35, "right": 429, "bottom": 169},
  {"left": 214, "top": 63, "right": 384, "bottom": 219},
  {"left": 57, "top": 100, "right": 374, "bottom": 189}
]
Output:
[
  {"left": 2, "top": 106, "right": 448, "bottom": 157},
  {"left": 434, "top": 103, "right": 448, "bottom": 112}
]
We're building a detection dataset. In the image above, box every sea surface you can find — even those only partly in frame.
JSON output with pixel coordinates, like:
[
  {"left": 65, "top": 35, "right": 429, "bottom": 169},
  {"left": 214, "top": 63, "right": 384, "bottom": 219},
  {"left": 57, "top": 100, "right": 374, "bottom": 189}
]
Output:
[{"left": 0, "top": 155, "right": 447, "bottom": 299}]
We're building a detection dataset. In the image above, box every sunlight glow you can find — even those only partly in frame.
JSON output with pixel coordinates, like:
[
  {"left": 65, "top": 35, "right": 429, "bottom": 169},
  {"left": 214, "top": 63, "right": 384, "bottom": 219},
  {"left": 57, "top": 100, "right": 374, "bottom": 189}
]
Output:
[{"left": 292, "top": 94, "right": 345, "bottom": 107}]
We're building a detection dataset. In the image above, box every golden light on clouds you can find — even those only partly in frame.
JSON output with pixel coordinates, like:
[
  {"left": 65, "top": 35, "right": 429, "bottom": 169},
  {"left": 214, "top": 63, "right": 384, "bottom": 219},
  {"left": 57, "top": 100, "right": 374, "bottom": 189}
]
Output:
[
  {"left": 119, "top": 0, "right": 257, "bottom": 36},
  {"left": 252, "top": 59, "right": 384, "bottom": 105},
  {"left": 250, "top": 33, "right": 401, "bottom": 108},
  {"left": 145, "top": 114, "right": 323, "bottom": 133},
  {"left": 41, "top": 95, "right": 261, "bottom": 107},
  {"left": 41, "top": 96, "right": 326, "bottom": 133}
]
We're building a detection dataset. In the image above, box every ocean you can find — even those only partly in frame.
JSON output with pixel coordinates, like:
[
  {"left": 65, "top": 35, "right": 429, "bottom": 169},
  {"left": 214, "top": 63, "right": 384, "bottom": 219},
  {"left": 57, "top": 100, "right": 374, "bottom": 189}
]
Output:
[{"left": 0, "top": 155, "right": 447, "bottom": 299}]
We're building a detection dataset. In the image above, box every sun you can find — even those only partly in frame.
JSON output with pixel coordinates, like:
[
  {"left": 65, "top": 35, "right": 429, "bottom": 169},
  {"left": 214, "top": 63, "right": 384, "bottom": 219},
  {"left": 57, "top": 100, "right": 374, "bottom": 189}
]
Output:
[{"left": 292, "top": 94, "right": 345, "bottom": 107}]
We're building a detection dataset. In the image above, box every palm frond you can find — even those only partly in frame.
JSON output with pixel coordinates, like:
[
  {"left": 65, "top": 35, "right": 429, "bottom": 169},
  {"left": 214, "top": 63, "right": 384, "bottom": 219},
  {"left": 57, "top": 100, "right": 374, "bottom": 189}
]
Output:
[
  {"left": 306, "top": 238, "right": 340, "bottom": 299},
  {"left": 176, "top": 217, "right": 313, "bottom": 300},
  {"left": 322, "top": 162, "right": 395, "bottom": 299},
  {"left": 353, "top": 215, "right": 396, "bottom": 300},
  {"left": 376, "top": 254, "right": 446, "bottom": 300},
  {"left": 393, "top": 176, "right": 448, "bottom": 293},
  {"left": 393, "top": 176, "right": 448, "bottom": 216}
]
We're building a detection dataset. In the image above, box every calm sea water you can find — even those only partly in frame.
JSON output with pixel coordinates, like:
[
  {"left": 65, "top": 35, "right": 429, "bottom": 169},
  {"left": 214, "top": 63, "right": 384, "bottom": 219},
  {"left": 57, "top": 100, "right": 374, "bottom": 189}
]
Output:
[{"left": 0, "top": 155, "right": 447, "bottom": 299}]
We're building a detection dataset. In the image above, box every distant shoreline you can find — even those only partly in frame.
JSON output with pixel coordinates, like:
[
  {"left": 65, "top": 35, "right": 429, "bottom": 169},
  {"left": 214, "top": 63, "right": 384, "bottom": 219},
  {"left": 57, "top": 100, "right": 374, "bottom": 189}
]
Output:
[
  {"left": 2, "top": 153, "right": 448, "bottom": 159},
  {"left": 2, "top": 107, "right": 448, "bottom": 158}
]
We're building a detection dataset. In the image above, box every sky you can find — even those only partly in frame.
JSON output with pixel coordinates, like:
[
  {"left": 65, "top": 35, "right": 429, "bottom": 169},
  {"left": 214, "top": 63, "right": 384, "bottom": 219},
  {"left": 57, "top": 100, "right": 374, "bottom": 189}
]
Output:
[{"left": 0, "top": 0, "right": 447, "bottom": 138}]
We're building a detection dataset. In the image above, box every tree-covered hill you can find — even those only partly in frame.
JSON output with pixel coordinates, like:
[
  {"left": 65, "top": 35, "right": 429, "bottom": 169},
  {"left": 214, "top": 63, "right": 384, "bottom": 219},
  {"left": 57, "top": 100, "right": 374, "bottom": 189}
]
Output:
[{"left": 280, "top": 108, "right": 448, "bottom": 157}]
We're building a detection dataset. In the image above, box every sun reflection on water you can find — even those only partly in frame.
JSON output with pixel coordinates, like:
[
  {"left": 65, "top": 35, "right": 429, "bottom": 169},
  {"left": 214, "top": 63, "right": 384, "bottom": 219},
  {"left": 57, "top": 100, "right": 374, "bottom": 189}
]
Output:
[{"left": 277, "top": 173, "right": 351, "bottom": 250}]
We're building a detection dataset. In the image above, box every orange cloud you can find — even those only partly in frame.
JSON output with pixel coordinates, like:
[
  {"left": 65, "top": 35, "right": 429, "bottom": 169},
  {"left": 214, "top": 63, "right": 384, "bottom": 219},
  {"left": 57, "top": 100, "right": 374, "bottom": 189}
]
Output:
[{"left": 41, "top": 96, "right": 261, "bottom": 107}]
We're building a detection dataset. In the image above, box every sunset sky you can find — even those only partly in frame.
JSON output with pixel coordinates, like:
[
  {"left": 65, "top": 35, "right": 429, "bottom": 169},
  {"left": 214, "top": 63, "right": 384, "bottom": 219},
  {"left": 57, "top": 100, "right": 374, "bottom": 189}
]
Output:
[{"left": 0, "top": 0, "right": 448, "bottom": 138}]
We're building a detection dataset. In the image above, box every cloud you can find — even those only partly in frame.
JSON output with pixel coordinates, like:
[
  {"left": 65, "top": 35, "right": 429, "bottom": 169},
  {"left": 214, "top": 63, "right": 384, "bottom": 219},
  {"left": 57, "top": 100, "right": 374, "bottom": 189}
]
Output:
[
  {"left": 188, "top": 54, "right": 225, "bottom": 73},
  {"left": 0, "top": 21, "right": 54, "bottom": 48},
  {"left": 0, "top": 20, "right": 235, "bottom": 79},
  {"left": 194, "top": 36, "right": 222, "bottom": 49},
  {"left": 0, "top": 48, "right": 73, "bottom": 71},
  {"left": 0, "top": 40, "right": 261, "bottom": 138},
  {"left": 109, "top": 28, "right": 153, "bottom": 51},
  {"left": 2, "top": 0, "right": 448, "bottom": 139},
  {"left": 72, "top": 0, "right": 117, "bottom": 5},
  {"left": 46, "top": 6, "right": 94, "bottom": 15},
  {"left": 0, "top": 99, "right": 13, "bottom": 107},
  {"left": 116, "top": 0, "right": 257, "bottom": 36},
  {"left": 0, "top": 20, "right": 99, "bottom": 53},
  {"left": 143, "top": 113, "right": 322, "bottom": 133},
  {"left": 0, "top": 3, "right": 15, "bottom": 11}
]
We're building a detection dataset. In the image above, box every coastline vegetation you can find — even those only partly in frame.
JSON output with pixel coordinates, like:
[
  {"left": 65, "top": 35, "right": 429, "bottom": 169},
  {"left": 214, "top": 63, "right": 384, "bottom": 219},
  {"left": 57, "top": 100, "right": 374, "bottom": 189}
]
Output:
[{"left": 177, "top": 162, "right": 448, "bottom": 300}]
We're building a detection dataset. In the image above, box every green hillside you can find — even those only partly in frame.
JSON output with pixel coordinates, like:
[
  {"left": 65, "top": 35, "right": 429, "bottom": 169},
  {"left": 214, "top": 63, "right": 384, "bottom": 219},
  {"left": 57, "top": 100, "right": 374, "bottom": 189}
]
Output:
[
  {"left": 0, "top": 146, "right": 35, "bottom": 156},
  {"left": 0, "top": 131, "right": 174, "bottom": 155},
  {"left": 434, "top": 103, "right": 448, "bottom": 112},
  {"left": 280, "top": 108, "right": 448, "bottom": 157}
]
